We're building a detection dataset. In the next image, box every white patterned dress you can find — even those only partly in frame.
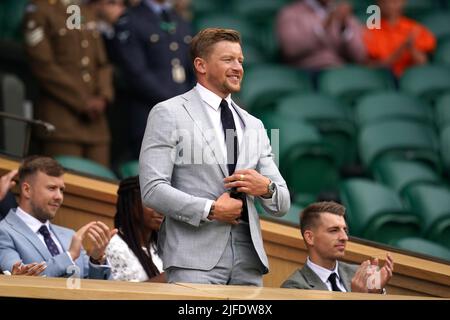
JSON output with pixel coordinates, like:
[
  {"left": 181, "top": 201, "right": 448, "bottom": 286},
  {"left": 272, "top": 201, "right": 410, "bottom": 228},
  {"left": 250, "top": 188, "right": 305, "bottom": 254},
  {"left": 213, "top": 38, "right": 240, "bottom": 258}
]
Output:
[{"left": 106, "top": 234, "right": 163, "bottom": 282}]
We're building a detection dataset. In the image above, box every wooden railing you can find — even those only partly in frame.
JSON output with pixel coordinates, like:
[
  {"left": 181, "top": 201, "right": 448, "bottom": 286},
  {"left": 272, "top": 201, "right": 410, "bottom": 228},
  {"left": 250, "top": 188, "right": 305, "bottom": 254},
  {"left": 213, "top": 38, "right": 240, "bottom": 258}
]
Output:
[{"left": 1, "top": 155, "right": 449, "bottom": 298}]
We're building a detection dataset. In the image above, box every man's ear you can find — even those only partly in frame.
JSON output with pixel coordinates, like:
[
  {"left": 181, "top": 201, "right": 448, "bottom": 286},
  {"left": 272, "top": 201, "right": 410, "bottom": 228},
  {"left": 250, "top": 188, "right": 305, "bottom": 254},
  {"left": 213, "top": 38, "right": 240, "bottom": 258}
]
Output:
[
  {"left": 303, "top": 230, "right": 314, "bottom": 247},
  {"left": 21, "top": 181, "right": 32, "bottom": 199},
  {"left": 193, "top": 57, "right": 206, "bottom": 74}
]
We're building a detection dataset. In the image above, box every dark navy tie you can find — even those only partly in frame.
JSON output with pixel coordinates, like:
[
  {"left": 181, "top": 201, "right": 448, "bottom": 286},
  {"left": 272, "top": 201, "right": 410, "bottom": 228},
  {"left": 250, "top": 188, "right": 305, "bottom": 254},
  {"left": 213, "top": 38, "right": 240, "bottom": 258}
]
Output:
[
  {"left": 220, "top": 99, "right": 238, "bottom": 175},
  {"left": 328, "top": 273, "right": 342, "bottom": 292},
  {"left": 220, "top": 99, "right": 248, "bottom": 222},
  {"left": 38, "top": 225, "right": 60, "bottom": 257}
]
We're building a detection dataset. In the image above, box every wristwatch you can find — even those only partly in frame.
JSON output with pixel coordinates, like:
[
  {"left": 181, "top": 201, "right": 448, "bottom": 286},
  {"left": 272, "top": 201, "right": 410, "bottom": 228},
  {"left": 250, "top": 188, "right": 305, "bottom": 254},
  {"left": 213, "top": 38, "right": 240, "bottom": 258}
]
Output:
[{"left": 265, "top": 180, "right": 276, "bottom": 198}]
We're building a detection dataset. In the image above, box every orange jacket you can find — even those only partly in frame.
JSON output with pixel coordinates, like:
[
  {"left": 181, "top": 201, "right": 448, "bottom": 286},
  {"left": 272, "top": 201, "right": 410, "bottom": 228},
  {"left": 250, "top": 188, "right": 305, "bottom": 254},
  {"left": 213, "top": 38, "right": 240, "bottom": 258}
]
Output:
[{"left": 364, "top": 17, "right": 436, "bottom": 76}]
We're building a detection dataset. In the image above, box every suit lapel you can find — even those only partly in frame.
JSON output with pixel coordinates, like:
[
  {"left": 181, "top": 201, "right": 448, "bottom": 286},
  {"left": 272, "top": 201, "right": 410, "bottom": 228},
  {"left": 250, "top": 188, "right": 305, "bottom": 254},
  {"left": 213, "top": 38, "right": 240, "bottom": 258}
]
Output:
[
  {"left": 338, "top": 262, "right": 353, "bottom": 292},
  {"left": 6, "top": 211, "right": 52, "bottom": 260},
  {"left": 300, "top": 264, "right": 329, "bottom": 290},
  {"left": 230, "top": 101, "right": 248, "bottom": 172},
  {"left": 49, "top": 225, "right": 70, "bottom": 252},
  {"left": 182, "top": 89, "right": 228, "bottom": 178}
]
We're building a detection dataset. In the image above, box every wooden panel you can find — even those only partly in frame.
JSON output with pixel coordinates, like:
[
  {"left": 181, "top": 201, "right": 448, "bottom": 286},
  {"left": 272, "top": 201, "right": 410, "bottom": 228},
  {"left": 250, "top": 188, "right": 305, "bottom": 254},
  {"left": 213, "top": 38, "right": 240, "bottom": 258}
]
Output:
[{"left": 0, "top": 276, "right": 443, "bottom": 300}]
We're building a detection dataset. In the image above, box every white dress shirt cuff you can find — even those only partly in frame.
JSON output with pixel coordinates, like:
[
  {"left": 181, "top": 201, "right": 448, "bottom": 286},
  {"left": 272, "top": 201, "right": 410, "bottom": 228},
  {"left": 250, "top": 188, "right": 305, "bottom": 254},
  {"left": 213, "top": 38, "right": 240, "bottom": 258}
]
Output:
[{"left": 202, "top": 200, "right": 214, "bottom": 221}]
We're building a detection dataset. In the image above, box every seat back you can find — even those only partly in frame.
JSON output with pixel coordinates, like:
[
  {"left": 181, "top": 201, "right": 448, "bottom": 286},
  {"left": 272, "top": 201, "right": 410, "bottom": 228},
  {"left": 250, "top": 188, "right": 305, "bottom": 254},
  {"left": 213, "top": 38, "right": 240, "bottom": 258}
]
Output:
[
  {"left": 358, "top": 119, "right": 440, "bottom": 172},
  {"left": 317, "top": 65, "right": 394, "bottom": 107},
  {"left": 400, "top": 65, "right": 450, "bottom": 105},
  {"left": 373, "top": 159, "right": 441, "bottom": 197},
  {"left": 392, "top": 237, "right": 450, "bottom": 262},
  {"left": 403, "top": 184, "right": 450, "bottom": 247},
  {"left": 55, "top": 155, "right": 117, "bottom": 180},
  {"left": 355, "top": 91, "right": 433, "bottom": 127},
  {"left": 340, "top": 179, "right": 421, "bottom": 244}
]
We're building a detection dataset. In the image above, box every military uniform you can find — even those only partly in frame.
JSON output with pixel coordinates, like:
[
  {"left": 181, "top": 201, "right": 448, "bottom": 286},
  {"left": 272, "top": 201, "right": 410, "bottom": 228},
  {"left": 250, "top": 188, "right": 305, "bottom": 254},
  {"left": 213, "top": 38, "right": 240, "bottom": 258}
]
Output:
[
  {"left": 23, "top": 0, "right": 113, "bottom": 166},
  {"left": 109, "top": 0, "right": 194, "bottom": 158}
]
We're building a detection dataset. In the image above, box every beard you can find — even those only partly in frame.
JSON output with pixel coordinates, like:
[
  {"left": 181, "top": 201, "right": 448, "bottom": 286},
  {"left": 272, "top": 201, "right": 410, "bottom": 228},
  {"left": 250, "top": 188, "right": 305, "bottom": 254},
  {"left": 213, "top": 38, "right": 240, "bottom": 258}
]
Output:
[{"left": 30, "top": 202, "right": 56, "bottom": 223}]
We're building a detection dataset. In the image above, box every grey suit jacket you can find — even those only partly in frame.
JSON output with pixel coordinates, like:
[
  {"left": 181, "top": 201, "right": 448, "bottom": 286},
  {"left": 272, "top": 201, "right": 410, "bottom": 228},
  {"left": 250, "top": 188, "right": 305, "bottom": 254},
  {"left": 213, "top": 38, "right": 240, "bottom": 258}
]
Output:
[
  {"left": 139, "top": 88, "right": 290, "bottom": 272},
  {"left": 281, "top": 261, "right": 358, "bottom": 291},
  {"left": 0, "top": 209, "right": 110, "bottom": 279}
]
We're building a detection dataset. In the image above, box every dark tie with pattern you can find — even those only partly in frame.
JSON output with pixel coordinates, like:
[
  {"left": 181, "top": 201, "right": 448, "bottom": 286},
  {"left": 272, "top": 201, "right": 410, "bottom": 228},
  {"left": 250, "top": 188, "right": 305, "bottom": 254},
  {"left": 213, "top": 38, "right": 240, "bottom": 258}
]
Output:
[
  {"left": 220, "top": 99, "right": 248, "bottom": 222},
  {"left": 38, "top": 225, "right": 60, "bottom": 257},
  {"left": 328, "top": 272, "right": 342, "bottom": 292}
]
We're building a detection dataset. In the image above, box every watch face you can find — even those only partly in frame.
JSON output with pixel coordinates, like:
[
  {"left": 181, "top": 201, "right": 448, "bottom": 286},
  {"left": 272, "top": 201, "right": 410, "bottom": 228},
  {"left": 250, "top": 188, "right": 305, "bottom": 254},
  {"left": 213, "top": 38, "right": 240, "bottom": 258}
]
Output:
[{"left": 269, "top": 182, "right": 275, "bottom": 192}]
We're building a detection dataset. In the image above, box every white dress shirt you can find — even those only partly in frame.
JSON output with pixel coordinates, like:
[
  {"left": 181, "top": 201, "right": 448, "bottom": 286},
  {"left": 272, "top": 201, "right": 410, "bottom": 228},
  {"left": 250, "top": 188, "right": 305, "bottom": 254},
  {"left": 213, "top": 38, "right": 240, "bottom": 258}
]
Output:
[
  {"left": 195, "top": 83, "right": 245, "bottom": 220},
  {"left": 306, "top": 257, "right": 347, "bottom": 292}
]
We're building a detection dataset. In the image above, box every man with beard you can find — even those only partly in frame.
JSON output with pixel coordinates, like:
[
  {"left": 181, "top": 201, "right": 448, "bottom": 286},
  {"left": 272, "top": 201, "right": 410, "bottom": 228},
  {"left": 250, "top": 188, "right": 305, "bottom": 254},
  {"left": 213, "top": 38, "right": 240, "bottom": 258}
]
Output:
[{"left": 0, "top": 156, "right": 116, "bottom": 278}]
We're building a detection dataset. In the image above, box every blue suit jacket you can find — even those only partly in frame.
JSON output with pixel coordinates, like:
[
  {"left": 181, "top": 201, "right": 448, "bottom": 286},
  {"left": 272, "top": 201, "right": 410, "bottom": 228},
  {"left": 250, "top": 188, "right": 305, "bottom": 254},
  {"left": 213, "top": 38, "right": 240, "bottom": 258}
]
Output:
[{"left": 0, "top": 209, "right": 110, "bottom": 279}]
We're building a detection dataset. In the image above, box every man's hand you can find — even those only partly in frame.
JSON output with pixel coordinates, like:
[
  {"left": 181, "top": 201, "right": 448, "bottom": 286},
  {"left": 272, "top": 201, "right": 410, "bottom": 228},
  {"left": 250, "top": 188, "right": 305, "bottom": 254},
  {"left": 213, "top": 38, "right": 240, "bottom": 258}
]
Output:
[
  {"left": 224, "top": 169, "right": 271, "bottom": 197},
  {"left": 11, "top": 261, "right": 47, "bottom": 276},
  {"left": 69, "top": 222, "right": 96, "bottom": 261},
  {"left": 82, "top": 221, "right": 118, "bottom": 263},
  {"left": 210, "top": 192, "right": 243, "bottom": 225},
  {"left": 0, "top": 169, "right": 18, "bottom": 201},
  {"left": 84, "top": 96, "right": 107, "bottom": 121},
  {"left": 351, "top": 253, "right": 394, "bottom": 293},
  {"left": 369, "top": 253, "right": 394, "bottom": 293},
  {"left": 351, "top": 260, "right": 371, "bottom": 293}
]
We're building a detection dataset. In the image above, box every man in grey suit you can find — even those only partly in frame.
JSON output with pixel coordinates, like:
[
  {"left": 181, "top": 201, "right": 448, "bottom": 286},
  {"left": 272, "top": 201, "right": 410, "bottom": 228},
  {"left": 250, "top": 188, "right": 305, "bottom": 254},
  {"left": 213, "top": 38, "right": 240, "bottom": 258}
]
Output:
[
  {"left": 139, "top": 28, "right": 290, "bottom": 286},
  {"left": 282, "top": 201, "right": 394, "bottom": 293},
  {"left": 0, "top": 156, "right": 117, "bottom": 279}
]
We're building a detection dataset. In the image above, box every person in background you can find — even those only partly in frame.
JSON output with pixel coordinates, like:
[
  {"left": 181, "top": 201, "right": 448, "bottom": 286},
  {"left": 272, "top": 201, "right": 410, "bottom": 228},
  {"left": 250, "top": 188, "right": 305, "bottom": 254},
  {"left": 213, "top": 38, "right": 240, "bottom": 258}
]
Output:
[
  {"left": 0, "top": 170, "right": 18, "bottom": 220},
  {"left": 106, "top": 176, "right": 165, "bottom": 282},
  {"left": 23, "top": 0, "right": 114, "bottom": 166},
  {"left": 276, "top": 0, "right": 366, "bottom": 71},
  {"left": 0, "top": 156, "right": 116, "bottom": 278},
  {"left": 364, "top": 0, "right": 436, "bottom": 78},
  {"left": 110, "top": 0, "right": 195, "bottom": 158},
  {"left": 282, "top": 201, "right": 394, "bottom": 293}
]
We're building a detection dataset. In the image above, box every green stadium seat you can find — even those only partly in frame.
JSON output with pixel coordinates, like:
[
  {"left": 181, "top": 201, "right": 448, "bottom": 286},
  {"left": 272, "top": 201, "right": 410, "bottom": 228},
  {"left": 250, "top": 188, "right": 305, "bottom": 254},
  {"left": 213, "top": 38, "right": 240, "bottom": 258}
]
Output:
[
  {"left": 355, "top": 91, "right": 433, "bottom": 127},
  {"left": 392, "top": 237, "right": 450, "bottom": 262},
  {"left": 241, "top": 42, "right": 267, "bottom": 67},
  {"left": 231, "top": 0, "right": 286, "bottom": 25},
  {"left": 403, "top": 0, "right": 442, "bottom": 20},
  {"left": 258, "top": 201, "right": 303, "bottom": 227},
  {"left": 372, "top": 159, "right": 441, "bottom": 197},
  {"left": 400, "top": 65, "right": 450, "bottom": 105},
  {"left": 191, "top": 0, "right": 228, "bottom": 17},
  {"left": 261, "top": 115, "right": 339, "bottom": 206},
  {"left": 0, "top": 0, "right": 28, "bottom": 42},
  {"left": 55, "top": 155, "right": 117, "bottom": 180},
  {"left": 240, "top": 64, "right": 311, "bottom": 113},
  {"left": 118, "top": 160, "right": 139, "bottom": 179},
  {"left": 340, "top": 179, "right": 421, "bottom": 244},
  {"left": 434, "top": 39, "right": 450, "bottom": 66},
  {"left": 441, "top": 125, "right": 450, "bottom": 174},
  {"left": 276, "top": 93, "right": 356, "bottom": 167},
  {"left": 194, "top": 14, "right": 258, "bottom": 48},
  {"left": 435, "top": 93, "right": 450, "bottom": 130},
  {"left": 358, "top": 119, "right": 440, "bottom": 172},
  {"left": 420, "top": 12, "right": 450, "bottom": 41},
  {"left": 403, "top": 184, "right": 450, "bottom": 248},
  {"left": 317, "top": 66, "right": 394, "bottom": 107}
]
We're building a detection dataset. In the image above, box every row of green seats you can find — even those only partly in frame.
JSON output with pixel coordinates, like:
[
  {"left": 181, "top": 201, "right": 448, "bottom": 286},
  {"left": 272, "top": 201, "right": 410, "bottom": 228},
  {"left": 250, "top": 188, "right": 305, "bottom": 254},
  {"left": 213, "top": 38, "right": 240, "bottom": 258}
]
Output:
[{"left": 340, "top": 178, "right": 450, "bottom": 256}]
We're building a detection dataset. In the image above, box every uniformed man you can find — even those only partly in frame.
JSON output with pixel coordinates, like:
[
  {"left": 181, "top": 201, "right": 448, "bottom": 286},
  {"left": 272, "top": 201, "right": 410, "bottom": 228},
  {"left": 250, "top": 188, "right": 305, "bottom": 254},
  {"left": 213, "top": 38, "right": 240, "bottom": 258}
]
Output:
[
  {"left": 23, "top": 0, "right": 114, "bottom": 167},
  {"left": 109, "top": 0, "right": 195, "bottom": 158}
]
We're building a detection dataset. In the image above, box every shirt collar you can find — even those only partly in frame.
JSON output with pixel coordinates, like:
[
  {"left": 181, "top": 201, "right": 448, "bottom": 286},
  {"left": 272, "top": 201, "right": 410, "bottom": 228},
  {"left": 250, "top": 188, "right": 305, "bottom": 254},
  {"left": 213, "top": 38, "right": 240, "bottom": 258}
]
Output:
[
  {"left": 306, "top": 256, "right": 341, "bottom": 284},
  {"left": 16, "top": 206, "right": 50, "bottom": 234},
  {"left": 144, "top": 0, "right": 172, "bottom": 15},
  {"left": 195, "top": 83, "right": 232, "bottom": 111}
]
